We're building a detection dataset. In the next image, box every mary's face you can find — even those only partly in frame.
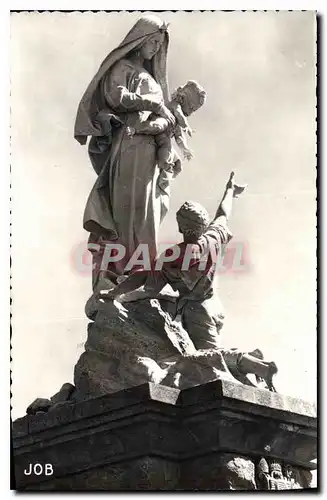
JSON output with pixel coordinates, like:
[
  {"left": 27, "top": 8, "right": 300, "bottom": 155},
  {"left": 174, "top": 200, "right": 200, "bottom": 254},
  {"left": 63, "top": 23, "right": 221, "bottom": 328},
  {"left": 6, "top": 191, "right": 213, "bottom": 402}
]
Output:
[{"left": 140, "top": 33, "right": 164, "bottom": 60}]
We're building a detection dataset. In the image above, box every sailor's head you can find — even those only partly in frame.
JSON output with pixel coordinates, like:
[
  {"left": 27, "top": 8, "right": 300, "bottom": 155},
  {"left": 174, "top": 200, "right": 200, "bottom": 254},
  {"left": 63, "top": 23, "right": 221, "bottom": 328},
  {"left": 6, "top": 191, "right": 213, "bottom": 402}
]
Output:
[{"left": 176, "top": 201, "right": 210, "bottom": 240}]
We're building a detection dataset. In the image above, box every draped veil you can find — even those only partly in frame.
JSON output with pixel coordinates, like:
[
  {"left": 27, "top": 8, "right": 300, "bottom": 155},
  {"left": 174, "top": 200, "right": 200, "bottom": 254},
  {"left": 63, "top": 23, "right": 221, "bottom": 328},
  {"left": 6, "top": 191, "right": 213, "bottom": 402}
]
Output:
[
  {"left": 74, "top": 15, "right": 170, "bottom": 146},
  {"left": 75, "top": 16, "right": 172, "bottom": 282}
]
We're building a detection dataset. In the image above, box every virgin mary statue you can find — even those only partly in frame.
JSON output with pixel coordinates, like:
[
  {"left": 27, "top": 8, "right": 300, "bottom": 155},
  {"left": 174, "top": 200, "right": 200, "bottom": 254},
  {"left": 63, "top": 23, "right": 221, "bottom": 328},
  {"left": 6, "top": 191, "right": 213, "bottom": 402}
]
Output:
[{"left": 75, "top": 15, "right": 176, "bottom": 283}]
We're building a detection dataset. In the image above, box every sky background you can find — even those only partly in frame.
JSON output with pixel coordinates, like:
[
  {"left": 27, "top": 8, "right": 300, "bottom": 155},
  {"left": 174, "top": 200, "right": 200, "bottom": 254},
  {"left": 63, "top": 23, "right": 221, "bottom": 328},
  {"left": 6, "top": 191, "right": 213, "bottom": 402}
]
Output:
[{"left": 11, "top": 11, "right": 316, "bottom": 420}]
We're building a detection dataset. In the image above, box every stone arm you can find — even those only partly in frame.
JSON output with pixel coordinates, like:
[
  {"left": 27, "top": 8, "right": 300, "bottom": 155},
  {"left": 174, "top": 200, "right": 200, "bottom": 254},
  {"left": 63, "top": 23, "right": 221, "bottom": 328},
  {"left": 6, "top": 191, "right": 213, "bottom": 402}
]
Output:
[
  {"left": 174, "top": 125, "right": 193, "bottom": 160},
  {"left": 128, "top": 116, "right": 170, "bottom": 136},
  {"left": 103, "top": 67, "right": 165, "bottom": 114},
  {"left": 107, "top": 85, "right": 166, "bottom": 114},
  {"left": 98, "top": 271, "right": 148, "bottom": 302},
  {"left": 172, "top": 103, "right": 191, "bottom": 132},
  {"left": 102, "top": 64, "right": 175, "bottom": 127},
  {"left": 126, "top": 102, "right": 191, "bottom": 138},
  {"left": 214, "top": 172, "right": 246, "bottom": 224},
  {"left": 213, "top": 174, "right": 235, "bottom": 225}
]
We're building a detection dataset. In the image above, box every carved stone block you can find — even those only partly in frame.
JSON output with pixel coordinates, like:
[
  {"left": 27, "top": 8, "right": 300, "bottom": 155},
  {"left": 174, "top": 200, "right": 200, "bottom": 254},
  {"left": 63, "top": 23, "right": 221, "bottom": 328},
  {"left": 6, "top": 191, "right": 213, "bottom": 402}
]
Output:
[{"left": 12, "top": 381, "right": 316, "bottom": 490}]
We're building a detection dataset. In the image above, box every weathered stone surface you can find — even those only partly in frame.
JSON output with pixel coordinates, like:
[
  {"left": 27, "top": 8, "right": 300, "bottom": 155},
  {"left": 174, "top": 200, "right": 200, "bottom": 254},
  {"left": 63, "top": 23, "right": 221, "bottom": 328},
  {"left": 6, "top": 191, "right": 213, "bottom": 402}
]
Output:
[
  {"left": 126, "top": 299, "right": 195, "bottom": 356},
  {"left": 25, "top": 384, "right": 77, "bottom": 416},
  {"left": 74, "top": 299, "right": 239, "bottom": 399},
  {"left": 160, "top": 349, "right": 236, "bottom": 389},
  {"left": 75, "top": 300, "right": 274, "bottom": 401},
  {"left": 182, "top": 453, "right": 256, "bottom": 490},
  {"left": 12, "top": 381, "right": 317, "bottom": 491},
  {"left": 51, "top": 383, "right": 75, "bottom": 405},
  {"left": 29, "top": 457, "right": 180, "bottom": 491},
  {"left": 97, "top": 299, "right": 195, "bottom": 356},
  {"left": 26, "top": 398, "right": 52, "bottom": 415},
  {"left": 255, "top": 457, "right": 313, "bottom": 489}
]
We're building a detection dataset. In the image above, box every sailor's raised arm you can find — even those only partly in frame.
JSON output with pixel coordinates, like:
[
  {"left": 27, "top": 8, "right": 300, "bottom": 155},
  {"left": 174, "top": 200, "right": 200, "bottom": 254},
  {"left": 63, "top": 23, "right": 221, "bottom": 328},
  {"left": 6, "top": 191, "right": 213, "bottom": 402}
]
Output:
[{"left": 213, "top": 172, "right": 247, "bottom": 225}]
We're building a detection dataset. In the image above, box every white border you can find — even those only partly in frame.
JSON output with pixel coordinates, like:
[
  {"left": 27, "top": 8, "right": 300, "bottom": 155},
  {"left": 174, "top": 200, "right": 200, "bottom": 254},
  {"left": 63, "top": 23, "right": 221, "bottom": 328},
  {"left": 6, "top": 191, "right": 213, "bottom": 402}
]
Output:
[
  {"left": 4, "top": 1, "right": 323, "bottom": 12},
  {"left": 1, "top": 3, "right": 11, "bottom": 498}
]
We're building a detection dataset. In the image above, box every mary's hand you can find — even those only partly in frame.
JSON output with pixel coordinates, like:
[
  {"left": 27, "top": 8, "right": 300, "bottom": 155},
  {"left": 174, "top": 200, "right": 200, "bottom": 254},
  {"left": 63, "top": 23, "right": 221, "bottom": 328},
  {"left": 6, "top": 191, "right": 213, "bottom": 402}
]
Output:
[{"left": 157, "top": 105, "right": 176, "bottom": 127}]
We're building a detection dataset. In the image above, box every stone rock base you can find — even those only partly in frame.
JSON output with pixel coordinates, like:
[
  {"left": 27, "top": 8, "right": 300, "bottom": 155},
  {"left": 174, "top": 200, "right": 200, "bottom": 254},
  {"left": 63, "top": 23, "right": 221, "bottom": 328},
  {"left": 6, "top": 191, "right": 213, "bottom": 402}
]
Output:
[
  {"left": 12, "top": 381, "right": 316, "bottom": 490},
  {"left": 73, "top": 299, "right": 271, "bottom": 401}
]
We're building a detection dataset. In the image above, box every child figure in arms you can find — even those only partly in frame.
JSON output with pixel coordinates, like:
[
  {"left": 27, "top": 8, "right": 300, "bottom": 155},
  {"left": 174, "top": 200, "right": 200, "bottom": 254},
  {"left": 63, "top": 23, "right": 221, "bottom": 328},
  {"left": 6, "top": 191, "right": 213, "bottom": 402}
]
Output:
[{"left": 127, "top": 80, "right": 206, "bottom": 190}]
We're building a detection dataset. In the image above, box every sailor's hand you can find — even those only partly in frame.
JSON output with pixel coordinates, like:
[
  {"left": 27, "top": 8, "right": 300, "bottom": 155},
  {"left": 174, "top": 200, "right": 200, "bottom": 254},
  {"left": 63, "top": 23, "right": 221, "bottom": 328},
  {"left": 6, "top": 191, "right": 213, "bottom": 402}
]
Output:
[
  {"left": 226, "top": 171, "right": 247, "bottom": 198},
  {"left": 233, "top": 183, "right": 247, "bottom": 198}
]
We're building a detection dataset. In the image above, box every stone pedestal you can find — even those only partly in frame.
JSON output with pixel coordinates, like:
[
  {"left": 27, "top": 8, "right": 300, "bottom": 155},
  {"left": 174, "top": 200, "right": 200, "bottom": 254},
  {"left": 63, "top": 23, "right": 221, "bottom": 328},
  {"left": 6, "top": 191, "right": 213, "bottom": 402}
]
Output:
[{"left": 12, "top": 381, "right": 317, "bottom": 490}]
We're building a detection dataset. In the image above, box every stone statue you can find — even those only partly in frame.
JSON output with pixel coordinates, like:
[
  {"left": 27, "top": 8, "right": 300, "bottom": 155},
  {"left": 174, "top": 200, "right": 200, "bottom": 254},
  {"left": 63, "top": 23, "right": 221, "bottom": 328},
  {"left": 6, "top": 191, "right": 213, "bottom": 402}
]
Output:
[
  {"left": 14, "top": 16, "right": 316, "bottom": 492},
  {"left": 96, "top": 172, "right": 277, "bottom": 392},
  {"left": 26, "top": 17, "right": 278, "bottom": 413},
  {"left": 75, "top": 15, "right": 204, "bottom": 284},
  {"left": 255, "top": 458, "right": 309, "bottom": 490},
  {"left": 99, "top": 171, "right": 244, "bottom": 349}
]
